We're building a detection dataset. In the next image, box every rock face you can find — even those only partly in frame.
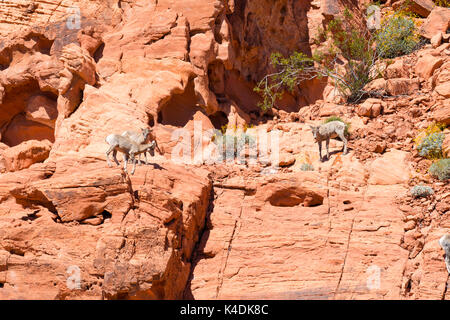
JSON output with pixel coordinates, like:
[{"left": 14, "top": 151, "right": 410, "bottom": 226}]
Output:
[
  {"left": 419, "top": 7, "right": 450, "bottom": 39},
  {"left": 188, "top": 156, "right": 411, "bottom": 299},
  {"left": 392, "top": 0, "right": 435, "bottom": 18},
  {"left": 0, "top": 139, "right": 52, "bottom": 172},
  {"left": 0, "top": 161, "right": 212, "bottom": 299},
  {"left": 0, "top": 0, "right": 449, "bottom": 301}
]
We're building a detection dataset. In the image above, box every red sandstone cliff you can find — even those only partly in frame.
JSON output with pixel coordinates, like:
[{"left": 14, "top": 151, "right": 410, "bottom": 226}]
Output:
[{"left": 0, "top": 0, "right": 449, "bottom": 299}]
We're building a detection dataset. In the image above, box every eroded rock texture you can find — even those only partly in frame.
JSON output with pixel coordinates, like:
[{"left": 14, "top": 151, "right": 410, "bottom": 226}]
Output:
[{"left": 0, "top": 0, "right": 449, "bottom": 300}]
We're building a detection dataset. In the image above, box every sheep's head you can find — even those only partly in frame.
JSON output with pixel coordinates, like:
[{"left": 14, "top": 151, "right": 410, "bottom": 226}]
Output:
[
  {"left": 141, "top": 128, "right": 151, "bottom": 139},
  {"left": 147, "top": 141, "right": 156, "bottom": 156},
  {"left": 309, "top": 125, "right": 320, "bottom": 141}
]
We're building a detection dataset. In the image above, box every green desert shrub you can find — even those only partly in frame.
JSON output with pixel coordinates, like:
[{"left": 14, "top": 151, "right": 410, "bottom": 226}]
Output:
[
  {"left": 376, "top": 13, "right": 421, "bottom": 59},
  {"left": 254, "top": 8, "right": 384, "bottom": 111},
  {"left": 414, "top": 123, "right": 446, "bottom": 159},
  {"left": 429, "top": 158, "right": 450, "bottom": 181},
  {"left": 410, "top": 185, "right": 434, "bottom": 198},
  {"left": 416, "top": 132, "right": 445, "bottom": 159}
]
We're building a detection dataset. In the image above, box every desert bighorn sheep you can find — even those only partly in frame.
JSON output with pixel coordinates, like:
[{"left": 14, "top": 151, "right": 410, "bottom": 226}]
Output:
[
  {"left": 122, "top": 128, "right": 151, "bottom": 164},
  {"left": 105, "top": 134, "right": 155, "bottom": 175},
  {"left": 309, "top": 121, "right": 348, "bottom": 161},
  {"left": 439, "top": 234, "right": 450, "bottom": 273}
]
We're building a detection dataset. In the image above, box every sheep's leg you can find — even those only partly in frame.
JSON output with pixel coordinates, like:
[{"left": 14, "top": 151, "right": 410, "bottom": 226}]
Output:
[
  {"left": 136, "top": 153, "right": 142, "bottom": 166},
  {"left": 112, "top": 150, "right": 120, "bottom": 166},
  {"left": 326, "top": 138, "right": 330, "bottom": 160},
  {"left": 318, "top": 141, "right": 322, "bottom": 161},
  {"left": 155, "top": 141, "right": 162, "bottom": 155},
  {"left": 130, "top": 152, "right": 137, "bottom": 175},
  {"left": 106, "top": 146, "right": 114, "bottom": 167},
  {"left": 338, "top": 131, "right": 348, "bottom": 154},
  {"left": 143, "top": 151, "right": 149, "bottom": 165},
  {"left": 123, "top": 153, "right": 129, "bottom": 173}
]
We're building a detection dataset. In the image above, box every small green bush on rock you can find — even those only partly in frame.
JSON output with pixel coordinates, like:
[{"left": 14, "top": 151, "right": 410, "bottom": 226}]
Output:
[
  {"left": 429, "top": 158, "right": 450, "bottom": 181},
  {"left": 410, "top": 185, "right": 434, "bottom": 198},
  {"left": 417, "top": 132, "right": 444, "bottom": 159},
  {"left": 376, "top": 14, "right": 421, "bottom": 59}
]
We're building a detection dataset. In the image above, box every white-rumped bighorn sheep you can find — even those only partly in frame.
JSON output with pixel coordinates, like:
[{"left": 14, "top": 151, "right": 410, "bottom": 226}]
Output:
[
  {"left": 122, "top": 128, "right": 151, "bottom": 164},
  {"left": 439, "top": 234, "right": 450, "bottom": 274},
  {"left": 309, "top": 121, "right": 348, "bottom": 161},
  {"left": 105, "top": 134, "right": 156, "bottom": 175}
]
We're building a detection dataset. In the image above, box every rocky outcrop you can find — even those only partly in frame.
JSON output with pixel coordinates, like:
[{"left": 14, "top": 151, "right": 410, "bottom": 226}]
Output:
[
  {"left": 419, "top": 7, "right": 450, "bottom": 39},
  {"left": 0, "top": 160, "right": 212, "bottom": 299},
  {"left": 0, "top": 139, "right": 52, "bottom": 173},
  {"left": 0, "top": 0, "right": 449, "bottom": 301}
]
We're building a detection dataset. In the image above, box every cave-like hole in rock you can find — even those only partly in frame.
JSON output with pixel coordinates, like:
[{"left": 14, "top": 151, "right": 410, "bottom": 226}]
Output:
[
  {"left": 101, "top": 210, "right": 112, "bottom": 220},
  {"left": 268, "top": 188, "right": 323, "bottom": 207},
  {"left": 93, "top": 43, "right": 105, "bottom": 63},
  {"left": 209, "top": 111, "right": 228, "bottom": 130},
  {"left": 157, "top": 79, "right": 202, "bottom": 127},
  {"left": 25, "top": 32, "right": 55, "bottom": 56},
  {"left": 208, "top": 60, "right": 225, "bottom": 96},
  {"left": 148, "top": 113, "right": 155, "bottom": 127},
  {"left": 0, "top": 80, "right": 58, "bottom": 147}
]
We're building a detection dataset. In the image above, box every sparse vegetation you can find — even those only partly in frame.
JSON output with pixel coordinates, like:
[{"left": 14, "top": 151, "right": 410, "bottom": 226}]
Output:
[
  {"left": 254, "top": 8, "right": 385, "bottom": 111},
  {"left": 417, "top": 132, "right": 445, "bottom": 159},
  {"left": 300, "top": 163, "right": 314, "bottom": 171},
  {"left": 410, "top": 185, "right": 434, "bottom": 198},
  {"left": 254, "top": 4, "right": 427, "bottom": 112},
  {"left": 376, "top": 12, "right": 421, "bottom": 59},
  {"left": 220, "top": 123, "right": 254, "bottom": 135},
  {"left": 214, "top": 132, "right": 255, "bottom": 161},
  {"left": 434, "top": 0, "right": 450, "bottom": 7},
  {"left": 414, "top": 123, "right": 446, "bottom": 159},
  {"left": 413, "top": 123, "right": 448, "bottom": 181},
  {"left": 429, "top": 159, "right": 450, "bottom": 181}
]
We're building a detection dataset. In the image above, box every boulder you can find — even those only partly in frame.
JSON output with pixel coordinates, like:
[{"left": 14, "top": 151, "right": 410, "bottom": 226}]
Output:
[
  {"left": 25, "top": 95, "right": 58, "bottom": 128},
  {"left": 435, "top": 83, "right": 450, "bottom": 98},
  {"left": 386, "top": 78, "right": 420, "bottom": 95},
  {"left": 431, "top": 32, "right": 443, "bottom": 48},
  {"left": 357, "top": 98, "right": 384, "bottom": 118},
  {"left": 443, "top": 130, "right": 450, "bottom": 157},
  {"left": 0, "top": 140, "right": 52, "bottom": 172},
  {"left": 77, "top": 26, "right": 104, "bottom": 57},
  {"left": 415, "top": 55, "right": 443, "bottom": 80},
  {"left": 279, "top": 153, "right": 296, "bottom": 167},
  {"left": 319, "top": 102, "right": 345, "bottom": 117},
  {"left": 368, "top": 150, "right": 411, "bottom": 185},
  {"left": 365, "top": 78, "right": 387, "bottom": 93},
  {"left": 59, "top": 43, "right": 97, "bottom": 87},
  {"left": 419, "top": 7, "right": 450, "bottom": 39},
  {"left": 393, "top": 0, "right": 435, "bottom": 18},
  {"left": 433, "top": 103, "right": 450, "bottom": 125},
  {"left": 385, "top": 59, "right": 409, "bottom": 79}
]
